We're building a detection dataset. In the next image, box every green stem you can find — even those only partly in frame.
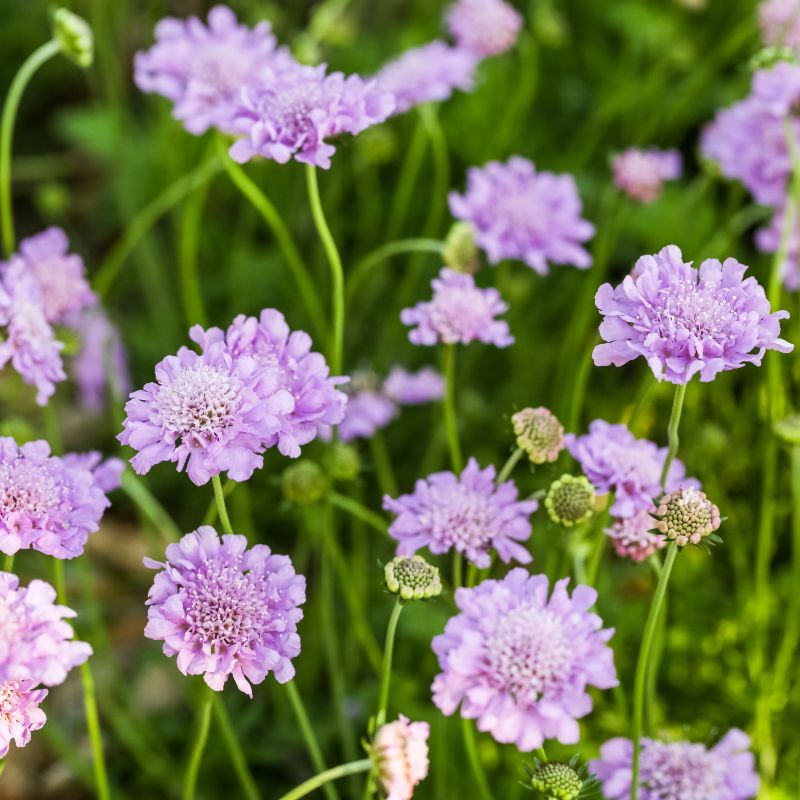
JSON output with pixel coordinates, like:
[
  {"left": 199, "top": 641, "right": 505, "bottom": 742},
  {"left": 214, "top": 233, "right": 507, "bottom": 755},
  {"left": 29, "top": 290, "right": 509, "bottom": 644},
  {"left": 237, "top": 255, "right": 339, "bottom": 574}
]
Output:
[
  {"left": 442, "top": 345, "right": 463, "bottom": 473},
  {"left": 305, "top": 164, "right": 345, "bottom": 375},
  {"left": 461, "top": 718, "right": 494, "bottom": 800},
  {"left": 370, "top": 433, "right": 399, "bottom": 498},
  {"left": 376, "top": 599, "right": 404, "bottom": 729},
  {"left": 328, "top": 491, "right": 388, "bottom": 535},
  {"left": 213, "top": 696, "right": 262, "bottom": 800},
  {"left": 417, "top": 104, "right": 449, "bottom": 240},
  {"left": 658, "top": 383, "right": 687, "bottom": 490},
  {"left": 278, "top": 760, "right": 372, "bottom": 800},
  {"left": 182, "top": 686, "right": 215, "bottom": 800},
  {"left": 0, "top": 39, "right": 61, "bottom": 256},
  {"left": 452, "top": 552, "right": 463, "bottom": 591},
  {"left": 535, "top": 746, "right": 548, "bottom": 763},
  {"left": 2, "top": 554, "right": 13, "bottom": 572},
  {"left": 212, "top": 474, "right": 234, "bottom": 536},
  {"left": 121, "top": 470, "right": 182, "bottom": 545},
  {"left": 584, "top": 523, "right": 607, "bottom": 588},
  {"left": 387, "top": 121, "right": 427, "bottom": 240},
  {"left": 496, "top": 448, "right": 523, "bottom": 485}
]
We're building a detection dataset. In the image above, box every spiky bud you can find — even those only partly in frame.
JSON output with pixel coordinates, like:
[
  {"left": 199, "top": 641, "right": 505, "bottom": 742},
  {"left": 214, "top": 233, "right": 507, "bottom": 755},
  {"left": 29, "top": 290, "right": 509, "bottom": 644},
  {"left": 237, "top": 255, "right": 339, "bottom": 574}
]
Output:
[
  {"left": 528, "top": 762, "right": 583, "bottom": 799},
  {"left": 545, "top": 475, "right": 595, "bottom": 527},
  {"left": 326, "top": 442, "right": 361, "bottom": 482},
  {"left": 511, "top": 407, "right": 565, "bottom": 465},
  {"left": 384, "top": 556, "right": 442, "bottom": 600},
  {"left": 52, "top": 8, "right": 93, "bottom": 68},
  {"left": 282, "top": 461, "right": 328, "bottom": 506},
  {"left": 443, "top": 222, "right": 479, "bottom": 274},
  {"left": 652, "top": 487, "right": 721, "bottom": 548}
]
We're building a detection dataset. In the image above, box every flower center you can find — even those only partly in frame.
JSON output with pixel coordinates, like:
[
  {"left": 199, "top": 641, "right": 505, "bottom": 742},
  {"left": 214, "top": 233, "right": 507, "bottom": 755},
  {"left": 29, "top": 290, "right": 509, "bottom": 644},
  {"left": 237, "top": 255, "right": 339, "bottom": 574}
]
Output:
[
  {"left": 430, "top": 285, "right": 489, "bottom": 340},
  {"left": 653, "top": 280, "right": 739, "bottom": 346},
  {"left": 0, "top": 458, "right": 61, "bottom": 526},
  {"left": 425, "top": 485, "right": 494, "bottom": 552},
  {"left": 0, "top": 681, "right": 22, "bottom": 719},
  {"left": 262, "top": 81, "right": 324, "bottom": 143},
  {"left": 192, "top": 44, "right": 253, "bottom": 98}
]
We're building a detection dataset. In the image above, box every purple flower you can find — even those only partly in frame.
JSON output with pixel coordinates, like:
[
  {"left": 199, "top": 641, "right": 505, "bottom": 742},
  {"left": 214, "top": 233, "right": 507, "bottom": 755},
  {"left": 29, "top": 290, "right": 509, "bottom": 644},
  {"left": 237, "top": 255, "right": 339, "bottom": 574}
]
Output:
[
  {"left": 230, "top": 64, "right": 394, "bottom": 169},
  {"left": 401, "top": 268, "right": 513, "bottom": 347},
  {"left": 566, "top": 420, "right": 695, "bottom": 518},
  {"left": 605, "top": 509, "right": 665, "bottom": 562},
  {"left": 0, "top": 680, "right": 47, "bottom": 758},
  {"left": 339, "top": 387, "right": 398, "bottom": 442},
  {"left": 759, "top": 0, "right": 800, "bottom": 48},
  {"left": 144, "top": 526, "right": 305, "bottom": 696},
  {"left": 375, "top": 41, "right": 477, "bottom": 115},
  {"left": 446, "top": 0, "right": 523, "bottom": 58},
  {"left": 134, "top": 5, "right": 292, "bottom": 135},
  {"left": 591, "top": 730, "right": 759, "bottom": 800},
  {"left": 593, "top": 244, "right": 793, "bottom": 383},
  {"left": 192, "top": 309, "right": 347, "bottom": 457},
  {"left": 449, "top": 157, "right": 594, "bottom": 274},
  {"left": 756, "top": 205, "right": 800, "bottom": 291},
  {"left": 0, "top": 572, "right": 91, "bottom": 686},
  {"left": 612, "top": 148, "right": 681, "bottom": 203},
  {"left": 383, "top": 458, "right": 537, "bottom": 568},
  {"left": 383, "top": 367, "right": 445, "bottom": 405},
  {"left": 0, "top": 438, "right": 117, "bottom": 559},
  {"left": 432, "top": 570, "right": 617, "bottom": 750},
  {"left": 62, "top": 451, "right": 125, "bottom": 494}
]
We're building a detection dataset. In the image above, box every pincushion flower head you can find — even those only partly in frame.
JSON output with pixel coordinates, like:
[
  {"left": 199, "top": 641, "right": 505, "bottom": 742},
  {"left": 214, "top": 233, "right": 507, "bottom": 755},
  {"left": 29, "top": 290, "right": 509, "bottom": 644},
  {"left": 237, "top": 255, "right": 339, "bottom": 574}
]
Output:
[
  {"left": 759, "top": 0, "right": 800, "bottom": 48},
  {"left": 338, "top": 371, "right": 398, "bottom": 443},
  {"left": 144, "top": 526, "right": 305, "bottom": 696},
  {"left": 371, "top": 715, "right": 430, "bottom": 800},
  {"left": 383, "top": 367, "right": 444, "bottom": 405},
  {"left": 0, "top": 572, "right": 91, "bottom": 686},
  {"left": 590, "top": 729, "right": 759, "bottom": 800},
  {"left": 385, "top": 555, "right": 443, "bottom": 600},
  {"left": 593, "top": 244, "right": 793, "bottom": 384},
  {"left": 383, "top": 458, "right": 537, "bottom": 568},
  {"left": 653, "top": 486, "right": 721, "bottom": 548},
  {"left": 432, "top": 569, "right": 617, "bottom": 750},
  {"left": 612, "top": 147, "right": 682, "bottom": 203},
  {"left": 230, "top": 63, "right": 394, "bottom": 169},
  {"left": 446, "top": 0, "right": 523, "bottom": 59},
  {"left": 605, "top": 510, "right": 665, "bottom": 562},
  {"left": 0, "top": 679, "right": 47, "bottom": 758},
  {"left": 448, "top": 157, "right": 594, "bottom": 275},
  {"left": 401, "top": 268, "right": 513, "bottom": 347},
  {"left": 134, "top": 5, "right": 293, "bottom": 135},
  {"left": 511, "top": 407, "right": 565, "bottom": 464}
]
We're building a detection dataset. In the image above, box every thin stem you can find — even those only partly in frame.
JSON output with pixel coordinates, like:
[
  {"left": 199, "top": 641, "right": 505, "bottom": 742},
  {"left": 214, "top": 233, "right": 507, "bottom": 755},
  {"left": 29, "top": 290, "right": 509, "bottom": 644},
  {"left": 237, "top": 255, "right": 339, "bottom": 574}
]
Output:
[
  {"left": 376, "top": 599, "right": 404, "bottom": 729},
  {"left": 584, "top": 524, "right": 607, "bottom": 588},
  {"left": 658, "top": 383, "right": 687, "bottom": 490},
  {"left": 461, "top": 718, "right": 495, "bottom": 800},
  {"left": 452, "top": 552, "right": 463, "bottom": 590},
  {"left": 328, "top": 491, "right": 388, "bottom": 535},
  {"left": 370, "top": 433, "right": 399, "bottom": 498},
  {"left": 278, "top": 760, "right": 372, "bottom": 800},
  {"left": 0, "top": 39, "right": 61, "bottom": 256},
  {"left": 212, "top": 474, "right": 234, "bottom": 536},
  {"left": 305, "top": 164, "right": 345, "bottom": 375},
  {"left": 182, "top": 686, "right": 215, "bottom": 800},
  {"left": 387, "top": 121, "right": 427, "bottom": 240},
  {"left": 496, "top": 448, "right": 523, "bottom": 485},
  {"left": 417, "top": 104, "right": 449, "bottom": 239},
  {"left": 2, "top": 554, "right": 13, "bottom": 572},
  {"left": 630, "top": 542, "right": 679, "bottom": 800},
  {"left": 121, "top": 470, "right": 182, "bottom": 546},
  {"left": 442, "top": 345, "right": 463, "bottom": 473},
  {"left": 213, "top": 696, "right": 262, "bottom": 800}
]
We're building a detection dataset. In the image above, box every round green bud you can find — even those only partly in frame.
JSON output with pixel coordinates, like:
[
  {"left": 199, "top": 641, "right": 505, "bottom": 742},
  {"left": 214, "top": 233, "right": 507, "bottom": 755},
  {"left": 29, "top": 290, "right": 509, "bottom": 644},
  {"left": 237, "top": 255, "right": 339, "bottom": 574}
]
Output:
[
  {"left": 52, "top": 8, "right": 94, "bottom": 68},
  {"left": 443, "top": 222, "right": 479, "bottom": 274},
  {"left": 326, "top": 442, "right": 361, "bottom": 482},
  {"left": 528, "top": 762, "right": 583, "bottom": 800},
  {"left": 282, "top": 461, "right": 328, "bottom": 506},
  {"left": 545, "top": 475, "right": 595, "bottom": 527},
  {"left": 384, "top": 556, "right": 442, "bottom": 600}
]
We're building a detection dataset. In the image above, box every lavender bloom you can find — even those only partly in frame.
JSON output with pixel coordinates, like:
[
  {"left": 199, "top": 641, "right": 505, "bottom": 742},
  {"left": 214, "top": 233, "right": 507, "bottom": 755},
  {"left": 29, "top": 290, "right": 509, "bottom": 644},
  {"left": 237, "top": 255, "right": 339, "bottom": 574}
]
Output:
[
  {"left": 566, "top": 420, "right": 694, "bottom": 518},
  {"left": 401, "top": 268, "right": 513, "bottom": 347},
  {"left": 375, "top": 41, "right": 477, "bottom": 115},
  {"left": 0, "top": 680, "right": 47, "bottom": 758},
  {"left": 593, "top": 244, "right": 793, "bottom": 383},
  {"left": 230, "top": 64, "right": 394, "bottom": 169},
  {"left": 383, "top": 367, "right": 445, "bottom": 405},
  {"left": 449, "top": 157, "right": 595, "bottom": 274},
  {"left": 756, "top": 205, "right": 800, "bottom": 291},
  {"left": 432, "top": 570, "right": 617, "bottom": 750},
  {"left": 383, "top": 458, "right": 537, "bottom": 568},
  {"left": 339, "top": 387, "right": 398, "bottom": 443},
  {"left": 759, "top": 0, "right": 800, "bottom": 48},
  {"left": 134, "top": 5, "right": 292, "bottom": 135},
  {"left": 62, "top": 451, "right": 125, "bottom": 494},
  {"left": 0, "top": 572, "right": 91, "bottom": 686},
  {"left": 612, "top": 148, "right": 682, "bottom": 203},
  {"left": 605, "top": 509, "right": 665, "bottom": 562},
  {"left": 144, "top": 527, "right": 305, "bottom": 696},
  {"left": 591, "top": 730, "right": 759, "bottom": 800},
  {"left": 446, "top": 0, "right": 523, "bottom": 58},
  {"left": 0, "top": 438, "right": 116, "bottom": 559}
]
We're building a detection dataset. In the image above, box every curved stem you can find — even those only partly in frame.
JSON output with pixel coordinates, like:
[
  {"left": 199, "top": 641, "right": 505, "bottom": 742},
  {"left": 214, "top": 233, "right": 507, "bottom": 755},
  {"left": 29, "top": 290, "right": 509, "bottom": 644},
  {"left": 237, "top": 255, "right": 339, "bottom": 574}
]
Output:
[
  {"left": 305, "top": 164, "right": 345, "bottom": 375},
  {"left": 328, "top": 491, "right": 388, "bottom": 535},
  {"left": 442, "top": 345, "right": 462, "bottom": 473},
  {"left": 376, "top": 599, "right": 404, "bottom": 729},
  {"left": 461, "top": 718, "right": 494, "bottom": 800},
  {"left": 370, "top": 432, "right": 399, "bottom": 498},
  {"left": 658, "top": 383, "right": 687, "bottom": 490},
  {"left": 0, "top": 39, "right": 61, "bottom": 256},
  {"left": 213, "top": 696, "right": 262, "bottom": 800},
  {"left": 212, "top": 474, "right": 234, "bottom": 536},
  {"left": 121, "top": 470, "right": 182, "bottom": 546},
  {"left": 278, "top": 760, "right": 372, "bottom": 800},
  {"left": 496, "top": 448, "right": 523, "bottom": 485},
  {"left": 182, "top": 686, "right": 215, "bottom": 800}
]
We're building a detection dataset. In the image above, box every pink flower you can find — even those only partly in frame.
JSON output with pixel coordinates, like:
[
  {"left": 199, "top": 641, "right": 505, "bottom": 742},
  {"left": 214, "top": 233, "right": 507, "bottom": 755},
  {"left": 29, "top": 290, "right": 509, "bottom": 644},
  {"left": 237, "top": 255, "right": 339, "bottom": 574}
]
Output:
[
  {"left": 0, "top": 680, "right": 47, "bottom": 758},
  {"left": 373, "top": 716, "right": 430, "bottom": 800}
]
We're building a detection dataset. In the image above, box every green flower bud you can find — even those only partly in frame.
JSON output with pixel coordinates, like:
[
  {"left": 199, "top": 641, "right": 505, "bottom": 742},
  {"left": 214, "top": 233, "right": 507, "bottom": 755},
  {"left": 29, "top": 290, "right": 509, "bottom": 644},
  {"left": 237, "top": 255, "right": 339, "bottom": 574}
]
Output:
[
  {"left": 443, "top": 222, "right": 479, "bottom": 274},
  {"left": 545, "top": 475, "right": 595, "bottom": 527},
  {"left": 52, "top": 8, "right": 93, "bottom": 68},
  {"left": 326, "top": 442, "right": 361, "bottom": 482},
  {"left": 528, "top": 762, "right": 583, "bottom": 800},
  {"left": 384, "top": 556, "right": 442, "bottom": 600},
  {"left": 282, "top": 461, "right": 328, "bottom": 506}
]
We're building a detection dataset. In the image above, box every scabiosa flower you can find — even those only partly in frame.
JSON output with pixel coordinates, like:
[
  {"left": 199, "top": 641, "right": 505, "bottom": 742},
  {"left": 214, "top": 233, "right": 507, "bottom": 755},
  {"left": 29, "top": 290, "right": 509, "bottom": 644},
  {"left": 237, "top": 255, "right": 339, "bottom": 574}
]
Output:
[
  {"left": 384, "top": 458, "right": 537, "bottom": 568},
  {"left": 756, "top": 205, "right": 800, "bottom": 291},
  {"left": 759, "top": 0, "right": 800, "bottom": 48},
  {"left": 0, "top": 438, "right": 115, "bottom": 559},
  {"left": 446, "top": 0, "right": 523, "bottom": 58},
  {"left": 591, "top": 730, "right": 759, "bottom": 800},
  {"left": 383, "top": 367, "right": 445, "bottom": 405},
  {"left": 545, "top": 475, "right": 596, "bottom": 528},
  {"left": 144, "top": 527, "right": 305, "bottom": 696},
  {"left": 375, "top": 40, "right": 477, "bottom": 115},
  {"left": 401, "top": 268, "right": 513, "bottom": 347},
  {"left": 432, "top": 570, "right": 617, "bottom": 749},
  {"left": 593, "top": 244, "right": 793, "bottom": 383},
  {"left": 230, "top": 64, "right": 394, "bottom": 169},
  {"left": 605, "top": 509, "right": 665, "bottom": 562},
  {"left": 385, "top": 555, "right": 443, "bottom": 600},
  {"left": 372, "top": 715, "right": 430, "bottom": 800},
  {"left": 523, "top": 756, "right": 599, "bottom": 800},
  {"left": 134, "top": 5, "right": 292, "bottom": 135},
  {"left": 612, "top": 148, "right": 682, "bottom": 203},
  {"left": 0, "top": 572, "right": 91, "bottom": 686},
  {"left": 338, "top": 372, "right": 398, "bottom": 442},
  {"left": 449, "top": 157, "right": 595, "bottom": 274},
  {"left": 565, "top": 420, "right": 694, "bottom": 518},
  {"left": 511, "top": 407, "right": 565, "bottom": 464},
  {"left": 653, "top": 486, "right": 721, "bottom": 547},
  {"left": 0, "top": 680, "right": 47, "bottom": 758}
]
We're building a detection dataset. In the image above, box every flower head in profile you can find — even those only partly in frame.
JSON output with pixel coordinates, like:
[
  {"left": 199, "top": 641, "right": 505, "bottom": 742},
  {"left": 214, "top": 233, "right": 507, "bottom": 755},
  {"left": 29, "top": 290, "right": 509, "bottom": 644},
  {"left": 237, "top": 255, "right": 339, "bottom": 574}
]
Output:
[
  {"left": 0, "top": 572, "right": 91, "bottom": 686},
  {"left": 511, "top": 407, "right": 564, "bottom": 464},
  {"left": 446, "top": 0, "right": 523, "bottom": 58},
  {"left": 432, "top": 570, "right": 617, "bottom": 750},
  {"left": 401, "top": 268, "right": 513, "bottom": 347},
  {"left": 375, "top": 41, "right": 477, "bottom": 115},
  {"left": 756, "top": 205, "right": 800, "bottom": 291},
  {"left": 612, "top": 148, "right": 681, "bottom": 203},
  {"left": 759, "top": 0, "right": 800, "bottom": 48},
  {"left": 383, "top": 367, "right": 444, "bottom": 405},
  {"left": 591, "top": 730, "right": 759, "bottom": 800},
  {"left": 338, "top": 371, "right": 398, "bottom": 443},
  {"left": 449, "top": 157, "right": 594, "bottom": 274},
  {"left": 134, "top": 5, "right": 292, "bottom": 135},
  {"left": 605, "top": 510, "right": 665, "bottom": 562},
  {"left": 144, "top": 527, "right": 306, "bottom": 696},
  {"left": 0, "top": 680, "right": 47, "bottom": 758},
  {"left": 372, "top": 715, "right": 430, "bottom": 800},
  {"left": 384, "top": 458, "right": 537, "bottom": 568}
]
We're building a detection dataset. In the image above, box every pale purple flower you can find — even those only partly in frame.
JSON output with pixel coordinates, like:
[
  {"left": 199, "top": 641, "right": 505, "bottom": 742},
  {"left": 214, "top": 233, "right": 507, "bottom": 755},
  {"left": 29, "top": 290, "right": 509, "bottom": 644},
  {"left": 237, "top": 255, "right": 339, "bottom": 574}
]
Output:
[
  {"left": 449, "top": 157, "right": 594, "bottom": 274},
  {"left": 0, "top": 438, "right": 116, "bottom": 559},
  {"left": 192, "top": 309, "right": 347, "bottom": 458},
  {"left": 593, "top": 244, "right": 793, "bottom": 383},
  {"left": 0, "top": 680, "right": 47, "bottom": 758},
  {"left": 375, "top": 41, "right": 478, "bottom": 114},
  {"left": 401, "top": 268, "right": 513, "bottom": 347},
  {"left": 759, "top": 0, "right": 800, "bottom": 48},
  {"left": 605, "top": 509, "right": 665, "bottom": 562},
  {"left": 230, "top": 64, "right": 394, "bottom": 169},
  {"left": 565, "top": 420, "right": 695, "bottom": 518},
  {"left": 144, "top": 526, "right": 305, "bottom": 696},
  {"left": 591, "top": 730, "right": 759, "bottom": 800},
  {"left": 432, "top": 570, "right": 617, "bottom": 750},
  {"left": 339, "top": 387, "right": 398, "bottom": 443},
  {"left": 62, "top": 451, "right": 125, "bottom": 494},
  {"left": 373, "top": 716, "right": 430, "bottom": 800},
  {"left": 0, "top": 572, "right": 91, "bottom": 686},
  {"left": 756, "top": 205, "right": 800, "bottom": 291},
  {"left": 383, "top": 457, "right": 537, "bottom": 568},
  {"left": 383, "top": 367, "right": 445, "bottom": 405},
  {"left": 134, "top": 5, "right": 292, "bottom": 135},
  {"left": 446, "top": 0, "right": 523, "bottom": 58},
  {"left": 612, "top": 148, "right": 682, "bottom": 203}
]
